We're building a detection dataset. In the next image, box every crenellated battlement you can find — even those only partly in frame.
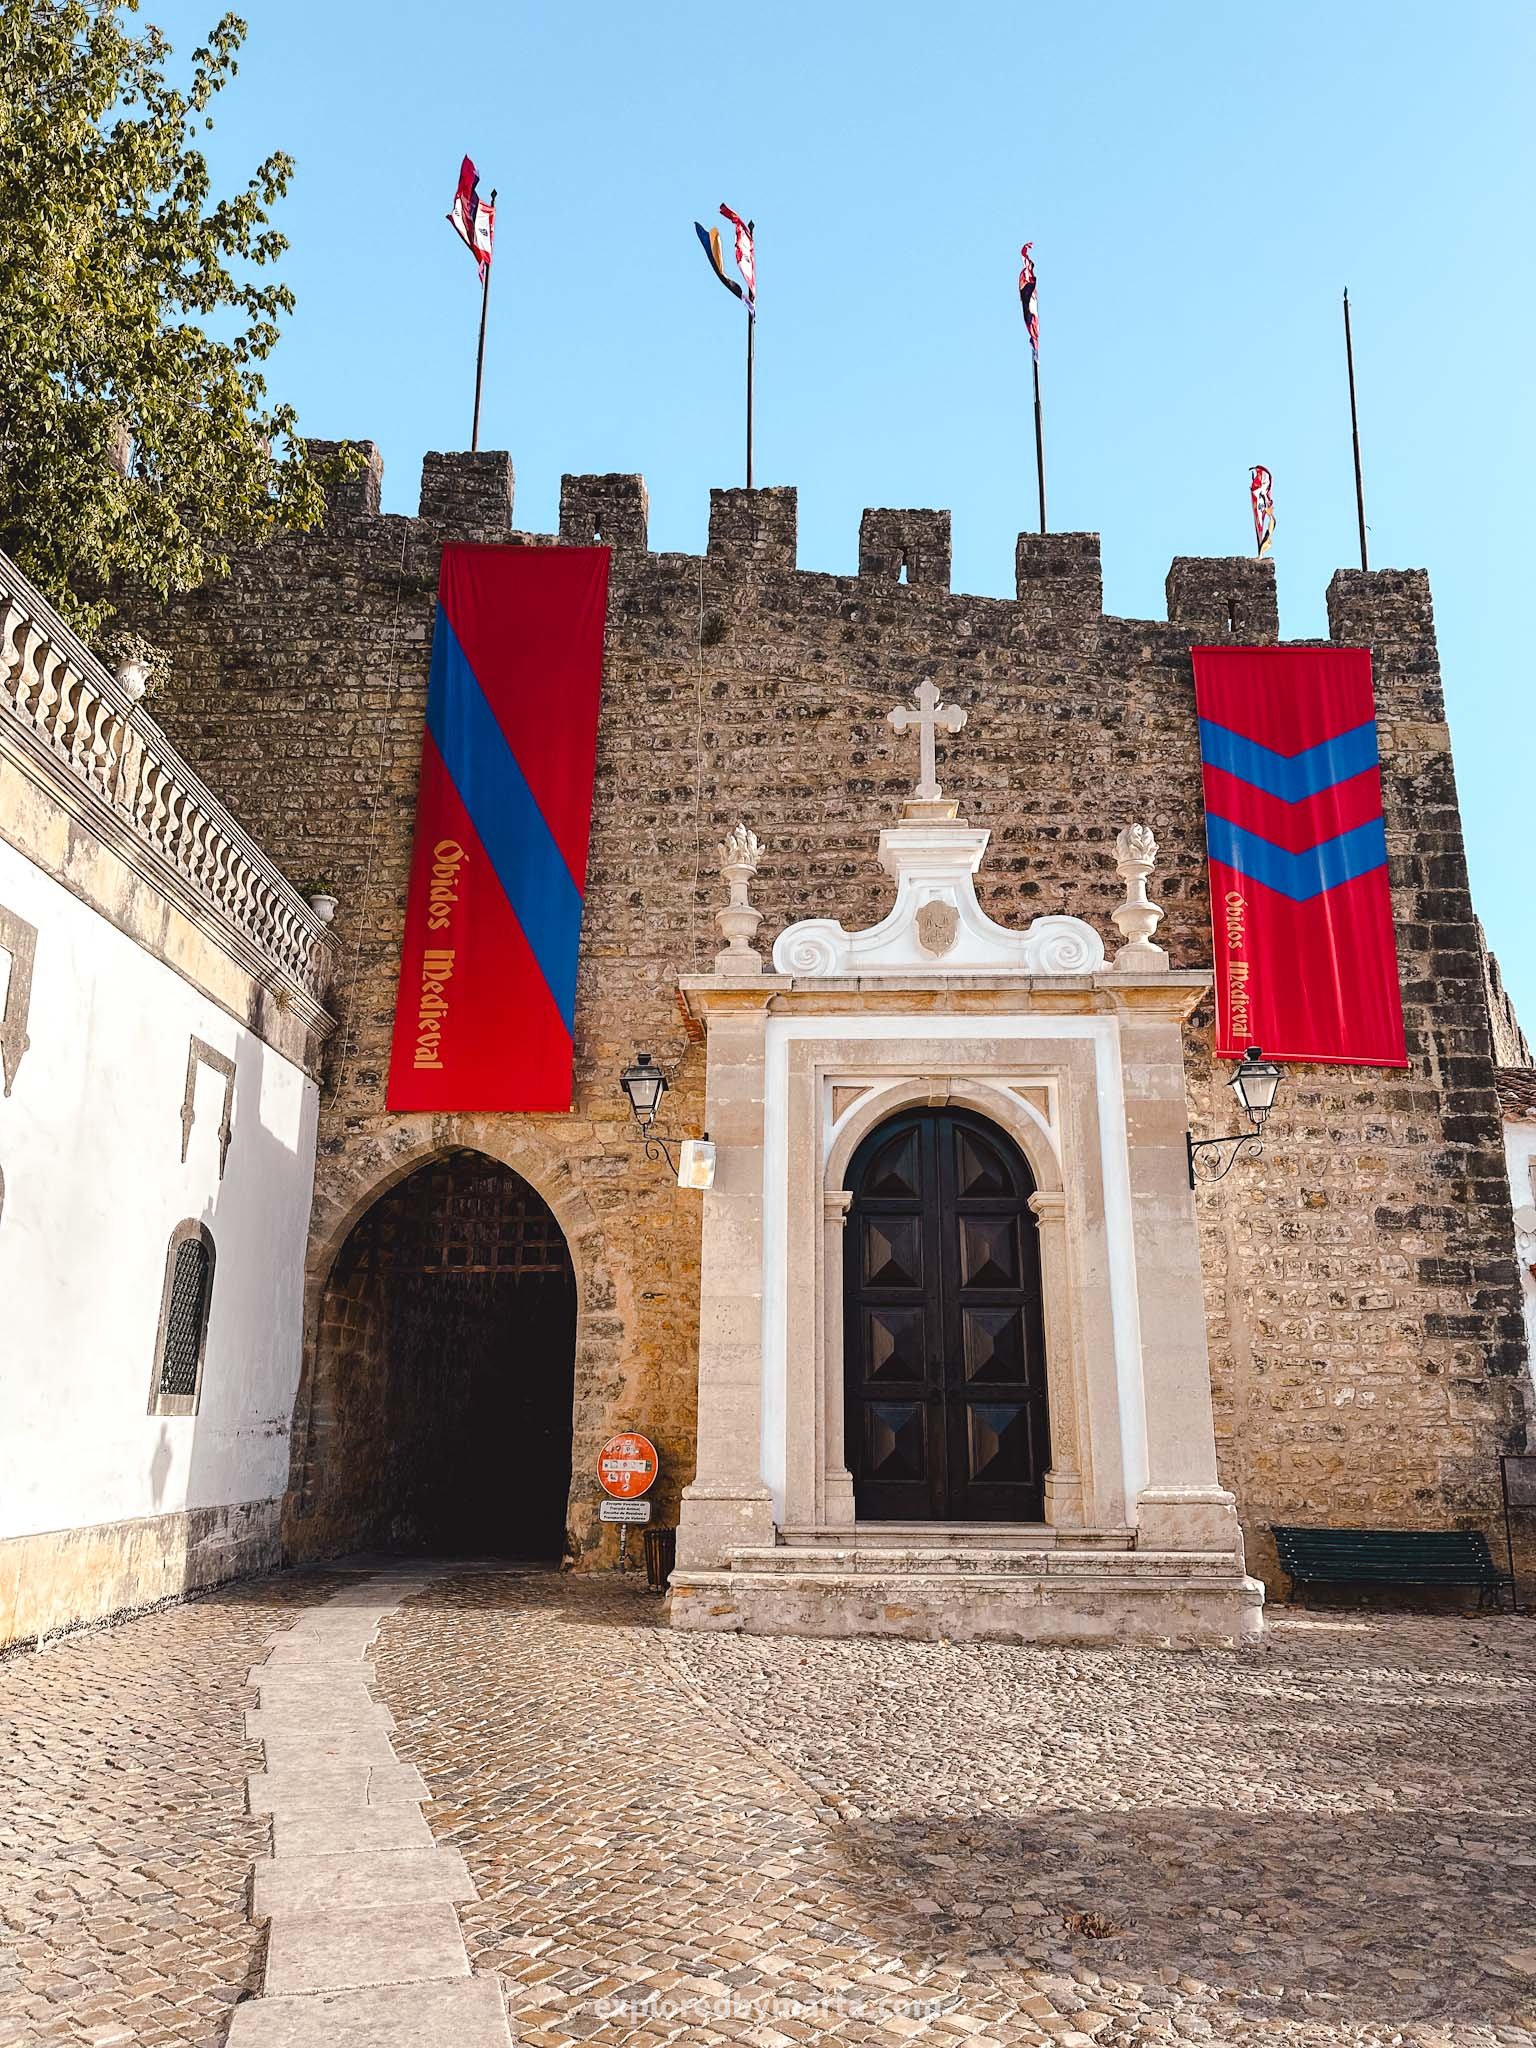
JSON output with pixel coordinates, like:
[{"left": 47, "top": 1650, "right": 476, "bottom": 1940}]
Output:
[{"left": 303, "top": 440, "right": 1425, "bottom": 643}]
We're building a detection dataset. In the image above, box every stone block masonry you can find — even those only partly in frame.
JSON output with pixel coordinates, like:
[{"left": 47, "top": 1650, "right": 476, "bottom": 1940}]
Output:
[{"left": 131, "top": 447, "right": 1531, "bottom": 1584}]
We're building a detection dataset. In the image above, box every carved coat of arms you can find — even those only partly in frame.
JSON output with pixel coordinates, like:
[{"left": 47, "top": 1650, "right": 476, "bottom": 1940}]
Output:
[{"left": 915, "top": 899, "right": 960, "bottom": 958}]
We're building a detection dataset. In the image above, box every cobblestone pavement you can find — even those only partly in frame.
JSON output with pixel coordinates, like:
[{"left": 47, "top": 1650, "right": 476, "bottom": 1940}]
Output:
[
  {"left": 5, "top": 1572, "right": 1536, "bottom": 2048},
  {"left": 0, "top": 1573, "right": 342, "bottom": 2048},
  {"left": 371, "top": 1575, "right": 1536, "bottom": 2048}
]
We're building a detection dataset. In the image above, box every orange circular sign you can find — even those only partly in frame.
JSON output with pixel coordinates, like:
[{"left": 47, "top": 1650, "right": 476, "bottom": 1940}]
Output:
[{"left": 597, "top": 1432, "right": 659, "bottom": 1500}]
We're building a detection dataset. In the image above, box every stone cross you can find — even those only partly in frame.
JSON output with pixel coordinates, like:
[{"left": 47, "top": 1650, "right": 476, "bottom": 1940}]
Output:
[{"left": 889, "top": 680, "right": 966, "bottom": 804}]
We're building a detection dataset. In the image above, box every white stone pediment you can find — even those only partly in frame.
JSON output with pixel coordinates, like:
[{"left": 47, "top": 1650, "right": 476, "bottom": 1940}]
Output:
[{"left": 771, "top": 822, "right": 1106, "bottom": 978}]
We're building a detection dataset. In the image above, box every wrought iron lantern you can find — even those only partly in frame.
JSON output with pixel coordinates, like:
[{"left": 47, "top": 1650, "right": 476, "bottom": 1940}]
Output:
[
  {"left": 619, "top": 1051, "right": 668, "bottom": 1132},
  {"left": 619, "top": 1053, "right": 716, "bottom": 1186},
  {"left": 1187, "top": 1046, "right": 1283, "bottom": 1187},
  {"left": 620, "top": 1052, "right": 679, "bottom": 1173}
]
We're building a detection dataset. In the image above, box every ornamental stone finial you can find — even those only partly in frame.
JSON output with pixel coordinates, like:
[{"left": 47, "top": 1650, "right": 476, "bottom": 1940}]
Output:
[
  {"left": 1110, "top": 822, "right": 1169, "bottom": 971},
  {"left": 715, "top": 822, "right": 765, "bottom": 974},
  {"left": 114, "top": 658, "right": 150, "bottom": 704}
]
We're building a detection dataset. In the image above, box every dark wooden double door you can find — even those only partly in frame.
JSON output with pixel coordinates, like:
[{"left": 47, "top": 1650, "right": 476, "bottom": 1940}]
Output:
[{"left": 844, "top": 1109, "right": 1050, "bottom": 1522}]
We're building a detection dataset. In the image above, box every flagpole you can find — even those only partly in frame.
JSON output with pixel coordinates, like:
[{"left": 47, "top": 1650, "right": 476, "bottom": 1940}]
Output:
[
  {"left": 1032, "top": 354, "right": 1046, "bottom": 534},
  {"left": 471, "top": 188, "right": 496, "bottom": 454},
  {"left": 1343, "top": 287, "right": 1368, "bottom": 572},
  {"left": 745, "top": 220, "right": 755, "bottom": 490}
]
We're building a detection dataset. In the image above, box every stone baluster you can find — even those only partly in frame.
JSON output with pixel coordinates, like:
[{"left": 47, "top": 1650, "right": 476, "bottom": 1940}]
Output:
[
  {"left": 189, "top": 800, "right": 214, "bottom": 891},
  {"left": 11, "top": 622, "right": 43, "bottom": 717},
  {"left": 112, "top": 724, "right": 146, "bottom": 815},
  {"left": 56, "top": 665, "right": 87, "bottom": 763},
  {"left": 30, "top": 637, "right": 63, "bottom": 736},
  {"left": 82, "top": 693, "right": 116, "bottom": 789},
  {"left": 0, "top": 600, "right": 26, "bottom": 697},
  {"left": 138, "top": 756, "right": 171, "bottom": 840}
]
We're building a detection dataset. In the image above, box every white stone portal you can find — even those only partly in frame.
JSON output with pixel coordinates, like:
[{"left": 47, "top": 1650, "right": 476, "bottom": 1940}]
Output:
[{"left": 671, "top": 690, "right": 1262, "bottom": 1646}]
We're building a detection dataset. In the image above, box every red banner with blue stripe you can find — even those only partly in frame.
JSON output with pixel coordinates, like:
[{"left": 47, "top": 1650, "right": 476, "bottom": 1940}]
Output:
[
  {"left": 1193, "top": 645, "right": 1407, "bottom": 1068},
  {"left": 387, "top": 545, "right": 609, "bottom": 1111}
]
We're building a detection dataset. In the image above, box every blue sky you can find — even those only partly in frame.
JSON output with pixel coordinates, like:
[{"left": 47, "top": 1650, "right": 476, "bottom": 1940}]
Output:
[{"left": 150, "top": 0, "right": 1533, "bottom": 1021}]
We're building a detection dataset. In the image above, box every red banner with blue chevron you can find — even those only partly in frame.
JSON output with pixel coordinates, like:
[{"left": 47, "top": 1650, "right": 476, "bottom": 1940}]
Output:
[
  {"left": 386, "top": 545, "right": 609, "bottom": 1111},
  {"left": 1193, "top": 645, "right": 1407, "bottom": 1068}
]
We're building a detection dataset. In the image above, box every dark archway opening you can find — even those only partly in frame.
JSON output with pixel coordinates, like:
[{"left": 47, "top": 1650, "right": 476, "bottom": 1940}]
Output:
[
  {"left": 844, "top": 1107, "right": 1050, "bottom": 1522},
  {"left": 307, "top": 1150, "right": 576, "bottom": 1557}
]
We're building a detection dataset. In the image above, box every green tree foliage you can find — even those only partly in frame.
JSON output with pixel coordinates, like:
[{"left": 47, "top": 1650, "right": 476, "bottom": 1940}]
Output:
[{"left": 0, "top": 3, "right": 353, "bottom": 631}]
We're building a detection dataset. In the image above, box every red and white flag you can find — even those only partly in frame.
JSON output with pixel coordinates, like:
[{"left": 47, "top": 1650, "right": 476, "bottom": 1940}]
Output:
[
  {"left": 719, "top": 203, "right": 756, "bottom": 312},
  {"left": 1018, "top": 242, "right": 1039, "bottom": 359},
  {"left": 448, "top": 156, "right": 495, "bottom": 279},
  {"left": 1250, "top": 465, "right": 1276, "bottom": 557}
]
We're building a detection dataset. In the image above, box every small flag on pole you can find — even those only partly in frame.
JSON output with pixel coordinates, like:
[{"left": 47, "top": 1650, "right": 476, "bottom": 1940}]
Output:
[
  {"left": 719, "top": 203, "right": 756, "bottom": 315},
  {"left": 448, "top": 156, "right": 495, "bottom": 279},
  {"left": 695, "top": 221, "right": 743, "bottom": 300},
  {"left": 695, "top": 203, "right": 755, "bottom": 314},
  {"left": 694, "top": 202, "right": 757, "bottom": 488},
  {"left": 1250, "top": 465, "right": 1276, "bottom": 557},
  {"left": 1018, "top": 242, "right": 1039, "bottom": 359}
]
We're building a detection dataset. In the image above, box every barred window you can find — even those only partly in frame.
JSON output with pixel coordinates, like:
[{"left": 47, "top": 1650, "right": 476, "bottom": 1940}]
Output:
[{"left": 150, "top": 1223, "right": 215, "bottom": 1414}]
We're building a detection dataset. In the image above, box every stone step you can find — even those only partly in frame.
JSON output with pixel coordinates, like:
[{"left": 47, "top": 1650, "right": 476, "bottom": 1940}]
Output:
[
  {"left": 728, "top": 1544, "right": 1041, "bottom": 1576},
  {"left": 673, "top": 1558, "right": 1264, "bottom": 1644},
  {"left": 262, "top": 1901, "right": 470, "bottom": 1997},
  {"left": 253, "top": 1845, "right": 475, "bottom": 1920},
  {"left": 272, "top": 1805, "right": 435, "bottom": 1858},
  {"left": 248, "top": 1680, "right": 383, "bottom": 1710},
  {"left": 246, "top": 1705, "right": 396, "bottom": 1741},
  {"left": 226, "top": 1973, "right": 510, "bottom": 2046},
  {"left": 247, "top": 1763, "right": 430, "bottom": 1816},
  {"left": 723, "top": 1544, "right": 1241, "bottom": 1579},
  {"left": 777, "top": 1522, "right": 1139, "bottom": 1551},
  {"left": 779, "top": 1521, "right": 1057, "bottom": 1550},
  {"left": 250, "top": 1653, "right": 378, "bottom": 1681},
  {"left": 258, "top": 1730, "right": 402, "bottom": 1771}
]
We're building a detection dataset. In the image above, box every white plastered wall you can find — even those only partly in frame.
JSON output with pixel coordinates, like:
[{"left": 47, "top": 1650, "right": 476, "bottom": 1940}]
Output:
[{"left": 0, "top": 838, "right": 318, "bottom": 1543}]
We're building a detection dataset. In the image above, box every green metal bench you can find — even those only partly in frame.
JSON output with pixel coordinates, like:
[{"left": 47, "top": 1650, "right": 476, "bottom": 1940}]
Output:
[{"left": 1272, "top": 1525, "right": 1513, "bottom": 1610}]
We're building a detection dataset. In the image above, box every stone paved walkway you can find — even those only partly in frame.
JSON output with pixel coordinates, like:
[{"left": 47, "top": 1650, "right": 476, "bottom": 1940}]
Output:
[
  {"left": 232, "top": 1562, "right": 513, "bottom": 2046},
  {"left": 0, "top": 1572, "right": 342, "bottom": 2048},
  {"left": 4, "top": 1569, "right": 1536, "bottom": 2048},
  {"left": 373, "top": 1573, "right": 1536, "bottom": 2048}
]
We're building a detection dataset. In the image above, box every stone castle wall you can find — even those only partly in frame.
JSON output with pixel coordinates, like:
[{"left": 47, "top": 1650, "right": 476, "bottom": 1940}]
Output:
[{"left": 132, "top": 447, "right": 1531, "bottom": 1583}]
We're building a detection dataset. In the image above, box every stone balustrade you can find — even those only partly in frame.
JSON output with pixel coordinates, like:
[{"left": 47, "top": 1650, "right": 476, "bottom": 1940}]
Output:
[{"left": 0, "top": 551, "right": 334, "bottom": 1009}]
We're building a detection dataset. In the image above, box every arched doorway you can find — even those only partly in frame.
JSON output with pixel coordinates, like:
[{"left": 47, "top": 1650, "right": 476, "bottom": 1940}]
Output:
[
  {"left": 306, "top": 1150, "right": 576, "bottom": 1556},
  {"left": 843, "top": 1107, "right": 1050, "bottom": 1522}
]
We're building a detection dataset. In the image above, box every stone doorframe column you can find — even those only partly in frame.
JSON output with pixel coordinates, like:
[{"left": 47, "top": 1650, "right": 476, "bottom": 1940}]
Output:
[
  {"left": 674, "top": 991, "right": 780, "bottom": 1572},
  {"left": 1107, "top": 985, "right": 1245, "bottom": 1558},
  {"left": 819, "top": 1187, "right": 857, "bottom": 1532},
  {"left": 1028, "top": 1188, "right": 1086, "bottom": 1530}
]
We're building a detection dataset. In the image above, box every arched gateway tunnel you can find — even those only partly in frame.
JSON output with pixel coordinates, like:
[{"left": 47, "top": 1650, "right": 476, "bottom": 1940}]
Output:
[{"left": 292, "top": 1150, "right": 578, "bottom": 1559}]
